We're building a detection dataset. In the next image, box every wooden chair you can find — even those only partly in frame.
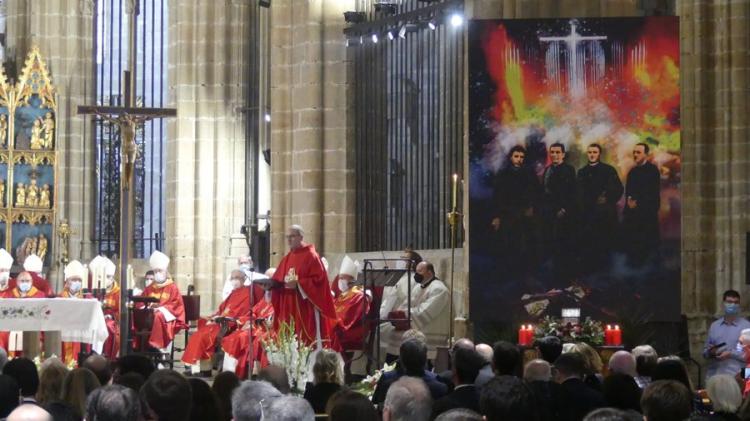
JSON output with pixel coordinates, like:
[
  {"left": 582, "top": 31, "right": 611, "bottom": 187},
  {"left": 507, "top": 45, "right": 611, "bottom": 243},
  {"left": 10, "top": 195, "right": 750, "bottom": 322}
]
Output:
[{"left": 174, "top": 285, "right": 201, "bottom": 368}]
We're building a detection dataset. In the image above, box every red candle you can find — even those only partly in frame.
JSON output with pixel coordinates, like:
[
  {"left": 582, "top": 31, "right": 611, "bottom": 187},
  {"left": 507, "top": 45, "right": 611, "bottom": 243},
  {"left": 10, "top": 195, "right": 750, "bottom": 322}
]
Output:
[
  {"left": 605, "top": 325, "right": 613, "bottom": 346},
  {"left": 518, "top": 325, "right": 533, "bottom": 346},
  {"left": 612, "top": 325, "right": 622, "bottom": 346}
]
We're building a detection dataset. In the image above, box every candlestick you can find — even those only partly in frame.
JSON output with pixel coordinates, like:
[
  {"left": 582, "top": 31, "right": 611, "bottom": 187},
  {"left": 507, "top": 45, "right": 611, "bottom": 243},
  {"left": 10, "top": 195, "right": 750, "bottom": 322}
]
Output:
[
  {"left": 127, "top": 264, "right": 134, "bottom": 289},
  {"left": 451, "top": 174, "right": 458, "bottom": 209}
]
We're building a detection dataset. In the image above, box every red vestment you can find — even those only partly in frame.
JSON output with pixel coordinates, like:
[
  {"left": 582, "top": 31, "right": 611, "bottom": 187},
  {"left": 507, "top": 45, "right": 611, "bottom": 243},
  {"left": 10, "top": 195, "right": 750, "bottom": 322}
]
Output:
[
  {"left": 332, "top": 286, "right": 370, "bottom": 350},
  {"left": 182, "top": 286, "right": 251, "bottom": 365},
  {"left": 102, "top": 283, "right": 121, "bottom": 359},
  {"left": 271, "top": 244, "right": 337, "bottom": 347},
  {"left": 222, "top": 299, "right": 274, "bottom": 379},
  {"left": 7, "top": 286, "right": 45, "bottom": 356},
  {"left": 29, "top": 272, "right": 54, "bottom": 297},
  {"left": 0, "top": 286, "right": 12, "bottom": 350},
  {"left": 59, "top": 289, "right": 84, "bottom": 365},
  {"left": 137, "top": 280, "right": 186, "bottom": 349}
]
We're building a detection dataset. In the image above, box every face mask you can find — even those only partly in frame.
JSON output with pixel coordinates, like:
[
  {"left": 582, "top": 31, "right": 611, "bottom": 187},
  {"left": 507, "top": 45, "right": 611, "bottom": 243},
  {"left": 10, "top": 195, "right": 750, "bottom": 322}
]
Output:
[
  {"left": 725, "top": 302, "right": 740, "bottom": 316},
  {"left": 105, "top": 276, "right": 114, "bottom": 288},
  {"left": 145, "top": 278, "right": 153, "bottom": 288},
  {"left": 69, "top": 281, "right": 82, "bottom": 293},
  {"left": 154, "top": 272, "right": 167, "bottom": 284},
  {"left": 264, "top": 291, "right": 272, "bottom": 303},
  {"left": 240, "top": 263, "right": 253, "bottom": 271},
  {"left": 413, "top": 273, "right": 424, "bottom": 284},
  {"left": 338, "top": 279, "right": 349, "bottom": 293},
  {"left": 18, "top": 282, "right": 31, "bottom": 293}
]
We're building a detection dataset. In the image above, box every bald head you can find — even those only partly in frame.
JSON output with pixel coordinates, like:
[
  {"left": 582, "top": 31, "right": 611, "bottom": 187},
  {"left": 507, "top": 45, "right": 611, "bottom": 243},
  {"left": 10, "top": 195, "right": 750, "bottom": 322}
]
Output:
[
  {"left": 7, "top": 404, "right": 52, "bottom": 421},
  {"left": 608, "top": 350, "right": 637, "bottom": 377},
  {"left": 476, "top": 344, "right": 493, "bottom": 364},
  {"left": 452, "top": 338, "right": 475, "bottom": 353}
]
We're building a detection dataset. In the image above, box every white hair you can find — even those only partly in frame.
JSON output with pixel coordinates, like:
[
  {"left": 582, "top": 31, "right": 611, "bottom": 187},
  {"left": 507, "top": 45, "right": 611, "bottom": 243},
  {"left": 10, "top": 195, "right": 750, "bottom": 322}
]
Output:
[
  {"left": 741, "top": 328, "right": 750, "bottom": 343},
  {"left": 632, "top": 344, "right": 657, "bottom": 360},
  {"left": 607, "top": 350, "right": 637, "bottom": 377},
  {"left": 384, "top": 377, "right": 432, "bottom": 421},
  {"left": 706, "top": 374, "right": 742, "bottom": 413},
  {"left": 288, "top": 225, "right": 305, "bottom": 237},
  {"left": 524, "top": 359, "right": 552, "bottom": 382}
]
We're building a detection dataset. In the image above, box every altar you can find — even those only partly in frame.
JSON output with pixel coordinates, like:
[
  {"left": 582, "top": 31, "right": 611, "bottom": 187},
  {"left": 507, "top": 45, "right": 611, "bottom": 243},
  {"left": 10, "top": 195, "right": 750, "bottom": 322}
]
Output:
[{"left": 0, "top": 298, "right": 108, "bottom": 353}]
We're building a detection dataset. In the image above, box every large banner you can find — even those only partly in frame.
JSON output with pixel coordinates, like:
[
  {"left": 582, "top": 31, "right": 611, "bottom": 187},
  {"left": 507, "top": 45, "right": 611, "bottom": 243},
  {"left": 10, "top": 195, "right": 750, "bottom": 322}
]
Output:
[{"left": 468, "top": 17, "right": 680, "bottom": 341}]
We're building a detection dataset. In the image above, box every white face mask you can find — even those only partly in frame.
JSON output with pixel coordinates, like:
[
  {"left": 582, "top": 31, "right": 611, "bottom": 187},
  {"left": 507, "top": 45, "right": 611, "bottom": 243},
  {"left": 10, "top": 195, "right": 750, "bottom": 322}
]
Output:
[
  {"left": 239, "top": 263, "right": 252, "bottom": 271},
  {"left": 69, "top": 280, "right": 82, "bottom": 293},
  {"left": 105, "top": 276, "right": 114, "bottom": 288},
  {"left": 145, "top": 278, "right": 153, "bottom": 288},
  {"left": 154, "top": 272, "right": 167, "bottom": 284},
  {"left": 18, "top": 282, "right": 31, "bottom": 293},
  {"left": 338, "top": 278, "right": 350, "bottom": 293}
]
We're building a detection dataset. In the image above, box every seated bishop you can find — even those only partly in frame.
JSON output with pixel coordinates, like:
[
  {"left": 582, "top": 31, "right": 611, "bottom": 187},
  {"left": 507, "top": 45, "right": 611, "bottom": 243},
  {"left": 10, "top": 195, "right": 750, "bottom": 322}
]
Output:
[
  {"left": 94, "top": 256, "right": 122, "bottom": 359},
  {"left": 59, "top": 260, "right": 86, "bottom": 366},
  {"left": 0, "top": 249, "right": 15, "bottom": 351},
  {"left": 136, "top": 251, "right": 186, "bottom": 353},
  {"left": 181, "top": 269, "right": 252, "bottom": 375},
  {"left": 24, "top": 253, "right": 54, "bottom": 297},
  {"left": 332, "top": 256, "right": 370, "bottom": 353},
  {"left": 221, "top": 268, "right": 276, "bottom": 379}
]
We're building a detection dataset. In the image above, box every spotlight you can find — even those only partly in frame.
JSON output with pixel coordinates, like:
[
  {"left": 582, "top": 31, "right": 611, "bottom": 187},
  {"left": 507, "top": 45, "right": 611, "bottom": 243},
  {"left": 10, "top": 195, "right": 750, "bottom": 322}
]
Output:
[
  {"left": 372, "top": 33, "right": 379, "bottom": 44},
  {"left": 373, "top": 2, "right": 397, "bottom": 15},
  {"left": 428, "top": 20, "right": 437, "bottom": 30},
  {"left": 264, "top": 113, "right": 271, "bottom": 122},
  {"left": 450, "top": 14, "right": 464, "bottom": 27},
  {"left": 343, "top": 11, "right": 366, "bottom": 24},
  {"left": 360, "top": 36, "right": 364, "bottom": 45},
  {"left": 398, "top": 23, "right": 419, "bottom": 39},
  {"left": 387, "top": 31, "right": 394, "bottom": 40}
]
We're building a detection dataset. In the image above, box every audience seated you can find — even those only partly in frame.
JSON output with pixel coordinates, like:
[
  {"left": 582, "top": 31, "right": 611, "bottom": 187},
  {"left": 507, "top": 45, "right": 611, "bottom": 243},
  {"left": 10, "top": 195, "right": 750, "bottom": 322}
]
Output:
[
  {"left": 524, "top": 359, "right": 552, "bottom": 382},
  {"left": 37, "top": 358, "right": 69, "bottom": 405},
  {"left": 43, "top": 400, "right": 79, "bottom": 421},
  {"left": 188, "top": 378, "right": 224, "bottom": 421},
  {"left": 112, "top": 354, "right": 156, "bottom": 382},
  {"left": 6, "top": 404, "right": 52, "bottom": 421},
  {"left": 491, "top": 341, "right": 523, "bottom": 377},
  {"left": 536, "top": 336, "right": 563, "bottom": 364},
  {"left": 326, "top": 390, "right": 379, "bottom": 421},
  {"left": 82, "top": 354, "right": 113, "bottom": 386},
  {"left": 212, "top": 371, "right": 241, "bottom": 421},
  {"left": 231, "top": 380, "right": 282, "bottom": 421},
  {"left": 114, "top": 372, "right": 146, "bottom": 393},
  {"left": 640, "top": 380, "right": 692, "bottom": 421},
  {"left": 140, "top": 369, "right": 193, "bottom": 421},
  {"left": 303, "top": 349, "right": 344, "bottom": 414},
  {"left": 61, "top": 367, "right": 101, "bottom": 419},
  {"left": 570, "top": 343, "right": 604, "bottom": 391},
  {"left": 434, "top": 408, "right": 483, "bottom": 421},
  {"left": 0, "top": 347, "right": 7, "bottom": 372},
  {"left": 258, "top": 365, "right": 291, "bottom": 394},
  {"left": 479, "top": 375, "right": 538, "bottom": 421},
  {"left": 0, "top": 375, "right": 20, "bottom": 418},
  {"left": 372, "top": 338, "right": 448, "bottom": 404},
  {"left": 582, "top": 408, "right": 641, "bottom": 421},
  {"left": 474, "top": 343, "right": 494, "bottom": 389},
  {"left": 705, "top": 374, "right": 742, "bottom": 420},
  {"left": 383, "top": 376, "right": 433, "bottom": 421},
  {"left": 264, "top": 395, "right": 314, "bottom": 421},
  {"left": 433, "top": 347, "right": 484, "bottom": 417},
  {"left": 553, "top": 352, "right": 606, "bottom": 421},
  {"left": 631, "top": 345, "right": 657, "bottom": 388},
  {"left": 607, "top": 351, "right": 637, "bottom": 377},
  {"left": 4, "top": 357, "right": 40, "bottom": 404},
  {"left": 437, "top": 338, "right": 475, "bottom": 390},
  {"left": 85, "top": 385, "right": 145, "bottom": 421},
  {"left": 602, "top": 373, "right": 641, "bottom": 412}
]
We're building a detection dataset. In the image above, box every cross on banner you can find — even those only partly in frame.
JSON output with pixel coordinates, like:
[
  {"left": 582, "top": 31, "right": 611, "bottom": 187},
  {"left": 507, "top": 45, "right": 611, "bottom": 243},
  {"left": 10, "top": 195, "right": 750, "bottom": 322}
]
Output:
[
  {"left": 77, "top": 1, "right": 176, "bottom": 358},
  {"left": 540, "top": 22, "right": 607, "bottom": 98}
]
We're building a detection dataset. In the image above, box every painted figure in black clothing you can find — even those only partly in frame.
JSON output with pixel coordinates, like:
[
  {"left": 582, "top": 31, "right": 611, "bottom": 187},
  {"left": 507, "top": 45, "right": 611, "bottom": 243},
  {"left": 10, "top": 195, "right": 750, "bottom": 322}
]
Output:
[
  {"left": 491, "top": 145, "right": 540, "bottom": 268},
  {"left": 541, "top": 143, "right": 577, "bottom": 285},
  {"left": 623, "top": 142, "right": 661, "bottom": 265},
  {"left": 577, "top": 143, "right": 623, "bottom": 271}
]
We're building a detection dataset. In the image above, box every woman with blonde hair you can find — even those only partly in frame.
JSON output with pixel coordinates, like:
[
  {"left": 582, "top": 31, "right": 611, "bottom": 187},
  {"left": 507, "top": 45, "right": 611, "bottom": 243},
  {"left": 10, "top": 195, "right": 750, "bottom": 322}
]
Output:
[
  {"left": 60, "top": 367, "right": 100, "bottom": 418},
  {"left": 304, "top": 349, "right": 344, "bottom": 414},
  {"left": 36, "top": 357, "right": 68, "bottom": 405},
  {"left": 570, "top": 342, "right": 604, "bottom": 390}
]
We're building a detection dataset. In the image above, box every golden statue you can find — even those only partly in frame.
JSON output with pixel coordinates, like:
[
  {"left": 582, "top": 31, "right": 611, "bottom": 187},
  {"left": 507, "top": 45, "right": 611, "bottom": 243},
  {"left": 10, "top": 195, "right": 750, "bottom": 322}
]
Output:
[
  {"left": 43, "top": 112, "right": 54, "bottom": 148},
  {"left": 0, "top": 115, "right": 7, "bottom": 147},
  {"left": 26, "top": 179, "right": 38, "bottom": 208},
  {"left": 15, "top": 182, "right": 25, "bottom": 207},
  {"left": 37, "top": 234, "right": 48, "bottom": 261},
  {"left": 25, "top": 236, "right": 37, "bottom": 257},
  {"left": 30, "top": 118, "right": 44, "bottom": 150},
  {"left": 39, "top": 184, "right": 50, "bottom": 209},
  {"left": 0, "top": 179, "right": 5, "bottom": 207}
]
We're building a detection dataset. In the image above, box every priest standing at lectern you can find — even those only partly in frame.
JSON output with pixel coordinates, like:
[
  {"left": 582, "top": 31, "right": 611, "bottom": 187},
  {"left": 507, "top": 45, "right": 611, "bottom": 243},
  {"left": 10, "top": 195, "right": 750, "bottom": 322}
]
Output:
[
  {"left": 271, "top": 225, "right": 338, "bottom": 349},
  {"left": 0, "top": 249, "right": 14, "bottom": 351},
  {"left": 59, "top": 260, "right": 86, "bottom": 365},
  {"left": 100, "top": 256, "right": 121, "bottom": 359},
  {"left": 137, "top": 251, "right": 186, "bottom": 353}
]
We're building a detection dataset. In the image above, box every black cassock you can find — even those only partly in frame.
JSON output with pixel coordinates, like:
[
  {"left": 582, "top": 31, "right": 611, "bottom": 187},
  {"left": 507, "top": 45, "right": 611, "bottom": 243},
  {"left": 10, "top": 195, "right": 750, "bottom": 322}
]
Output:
[
  {"left": 623, "top": 161, "right": 661, "bottom": 264},
  {"left": 492, "top": 165, "right": 540, "bottom": 264},
  {"left": 577, "top": 162, "right": 623, "bottom": 268},
  {"left": 541, "top": 163, "right": 577, "bottom": 284}
]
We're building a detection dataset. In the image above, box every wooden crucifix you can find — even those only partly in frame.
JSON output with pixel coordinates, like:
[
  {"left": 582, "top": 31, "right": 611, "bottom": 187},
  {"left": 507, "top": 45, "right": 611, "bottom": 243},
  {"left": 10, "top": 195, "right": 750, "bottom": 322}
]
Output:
[{"left": 77, "top": 0, "right": 176, "bottom": 358}]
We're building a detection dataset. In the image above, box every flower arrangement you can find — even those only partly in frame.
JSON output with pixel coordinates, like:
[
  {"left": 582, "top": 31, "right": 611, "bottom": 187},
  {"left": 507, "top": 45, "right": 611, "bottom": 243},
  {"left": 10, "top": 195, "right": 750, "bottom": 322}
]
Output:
[
  {"left": 262, "top": 320, "right": 313, "bottom": 394},
  {"left": 533, "top": 316, "right": 605, "bottom": 345},
  {"left": 351, "top": 361, "right": 397, "bottom": 399}
]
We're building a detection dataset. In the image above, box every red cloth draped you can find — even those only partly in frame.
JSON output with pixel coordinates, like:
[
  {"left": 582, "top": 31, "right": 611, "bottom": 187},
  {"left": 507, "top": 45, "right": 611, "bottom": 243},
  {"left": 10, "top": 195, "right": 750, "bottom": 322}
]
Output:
[
  {"left": 138, "top": 280, "right": 186, "bottom": 349},
  {"left": 29, "top": 272, "right": 54, "bottom": 297},
  {"left": 271, "top": 244, "right": 337, "bottom": 346},
  {"left": 332, "top": 286, "right": 370, "bottom": 351},
  {"left": 0, "top": 287, "right": 11, "bottom": 350},
  {"left": 181, "top": 286, "right": 252, "bottom": 365},
  {"left": 222, "top": 299, "right": 274, "bottom": 379},
  {"left": 102, "top": 284, "right": 121, "bottom": 359}
]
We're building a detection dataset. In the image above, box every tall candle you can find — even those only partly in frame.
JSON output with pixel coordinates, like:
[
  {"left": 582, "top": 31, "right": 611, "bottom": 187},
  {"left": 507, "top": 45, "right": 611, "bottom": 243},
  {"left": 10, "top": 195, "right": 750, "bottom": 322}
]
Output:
[
  {"left": 127, "top": 264, "right": 134, "bottom": 288},
  {"left": 605, "top": 325, "right": 613, "bottom": 346},
  {"left": 612, "top": 325, "right": 622, "bottom": 346},
  {"left": 451, "top": 174, "right": 458, "bottom": 209}
]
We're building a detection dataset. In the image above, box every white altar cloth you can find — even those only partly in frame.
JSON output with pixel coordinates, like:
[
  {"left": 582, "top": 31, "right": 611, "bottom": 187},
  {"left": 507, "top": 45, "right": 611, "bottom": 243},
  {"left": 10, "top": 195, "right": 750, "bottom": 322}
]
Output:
[{"left": 0, "top": 298, "right": 109, "bottom": 353}]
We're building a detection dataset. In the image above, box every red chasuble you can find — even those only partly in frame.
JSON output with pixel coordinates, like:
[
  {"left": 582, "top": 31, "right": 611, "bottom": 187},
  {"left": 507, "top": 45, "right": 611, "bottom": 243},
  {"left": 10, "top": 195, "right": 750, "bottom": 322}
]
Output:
[
  {"left": 29, "top": 272, "right": 54, "bottom": 297},
  {"left": 333, "top": 286, "right": 370, "bottom": 350},
  {"left": 102, "top": 283, "right": 121, "bottom": 359},
  {"left": 181, "top": 286, "right": 251, "bottom": 365},
  {"left": 0, "top": 286, "right": 12, "bottom": 350},
  {"left": 271, "top": 244, "right": 338, "bottom": 347},
  {"left": 11, "top": 285, "right": 46, "bottom": 298},
  {"left": 59, "top": 289, "right": 84, "bottom": 365},
  {"left": 138, "top": 280, "right": 186, "bottom": 349},
  {"left": 221, "top": 298, "right": 274, "bottom": 379}
]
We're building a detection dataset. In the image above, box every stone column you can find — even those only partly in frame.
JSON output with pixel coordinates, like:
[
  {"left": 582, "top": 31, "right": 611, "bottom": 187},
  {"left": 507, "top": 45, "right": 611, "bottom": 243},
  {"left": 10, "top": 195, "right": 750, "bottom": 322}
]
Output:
[
  {"left": 166, "top": 0, "right": 249, "bottom": 312},
  {"left": 269, "top": 0, "right": 355, "bottom": 263}
]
